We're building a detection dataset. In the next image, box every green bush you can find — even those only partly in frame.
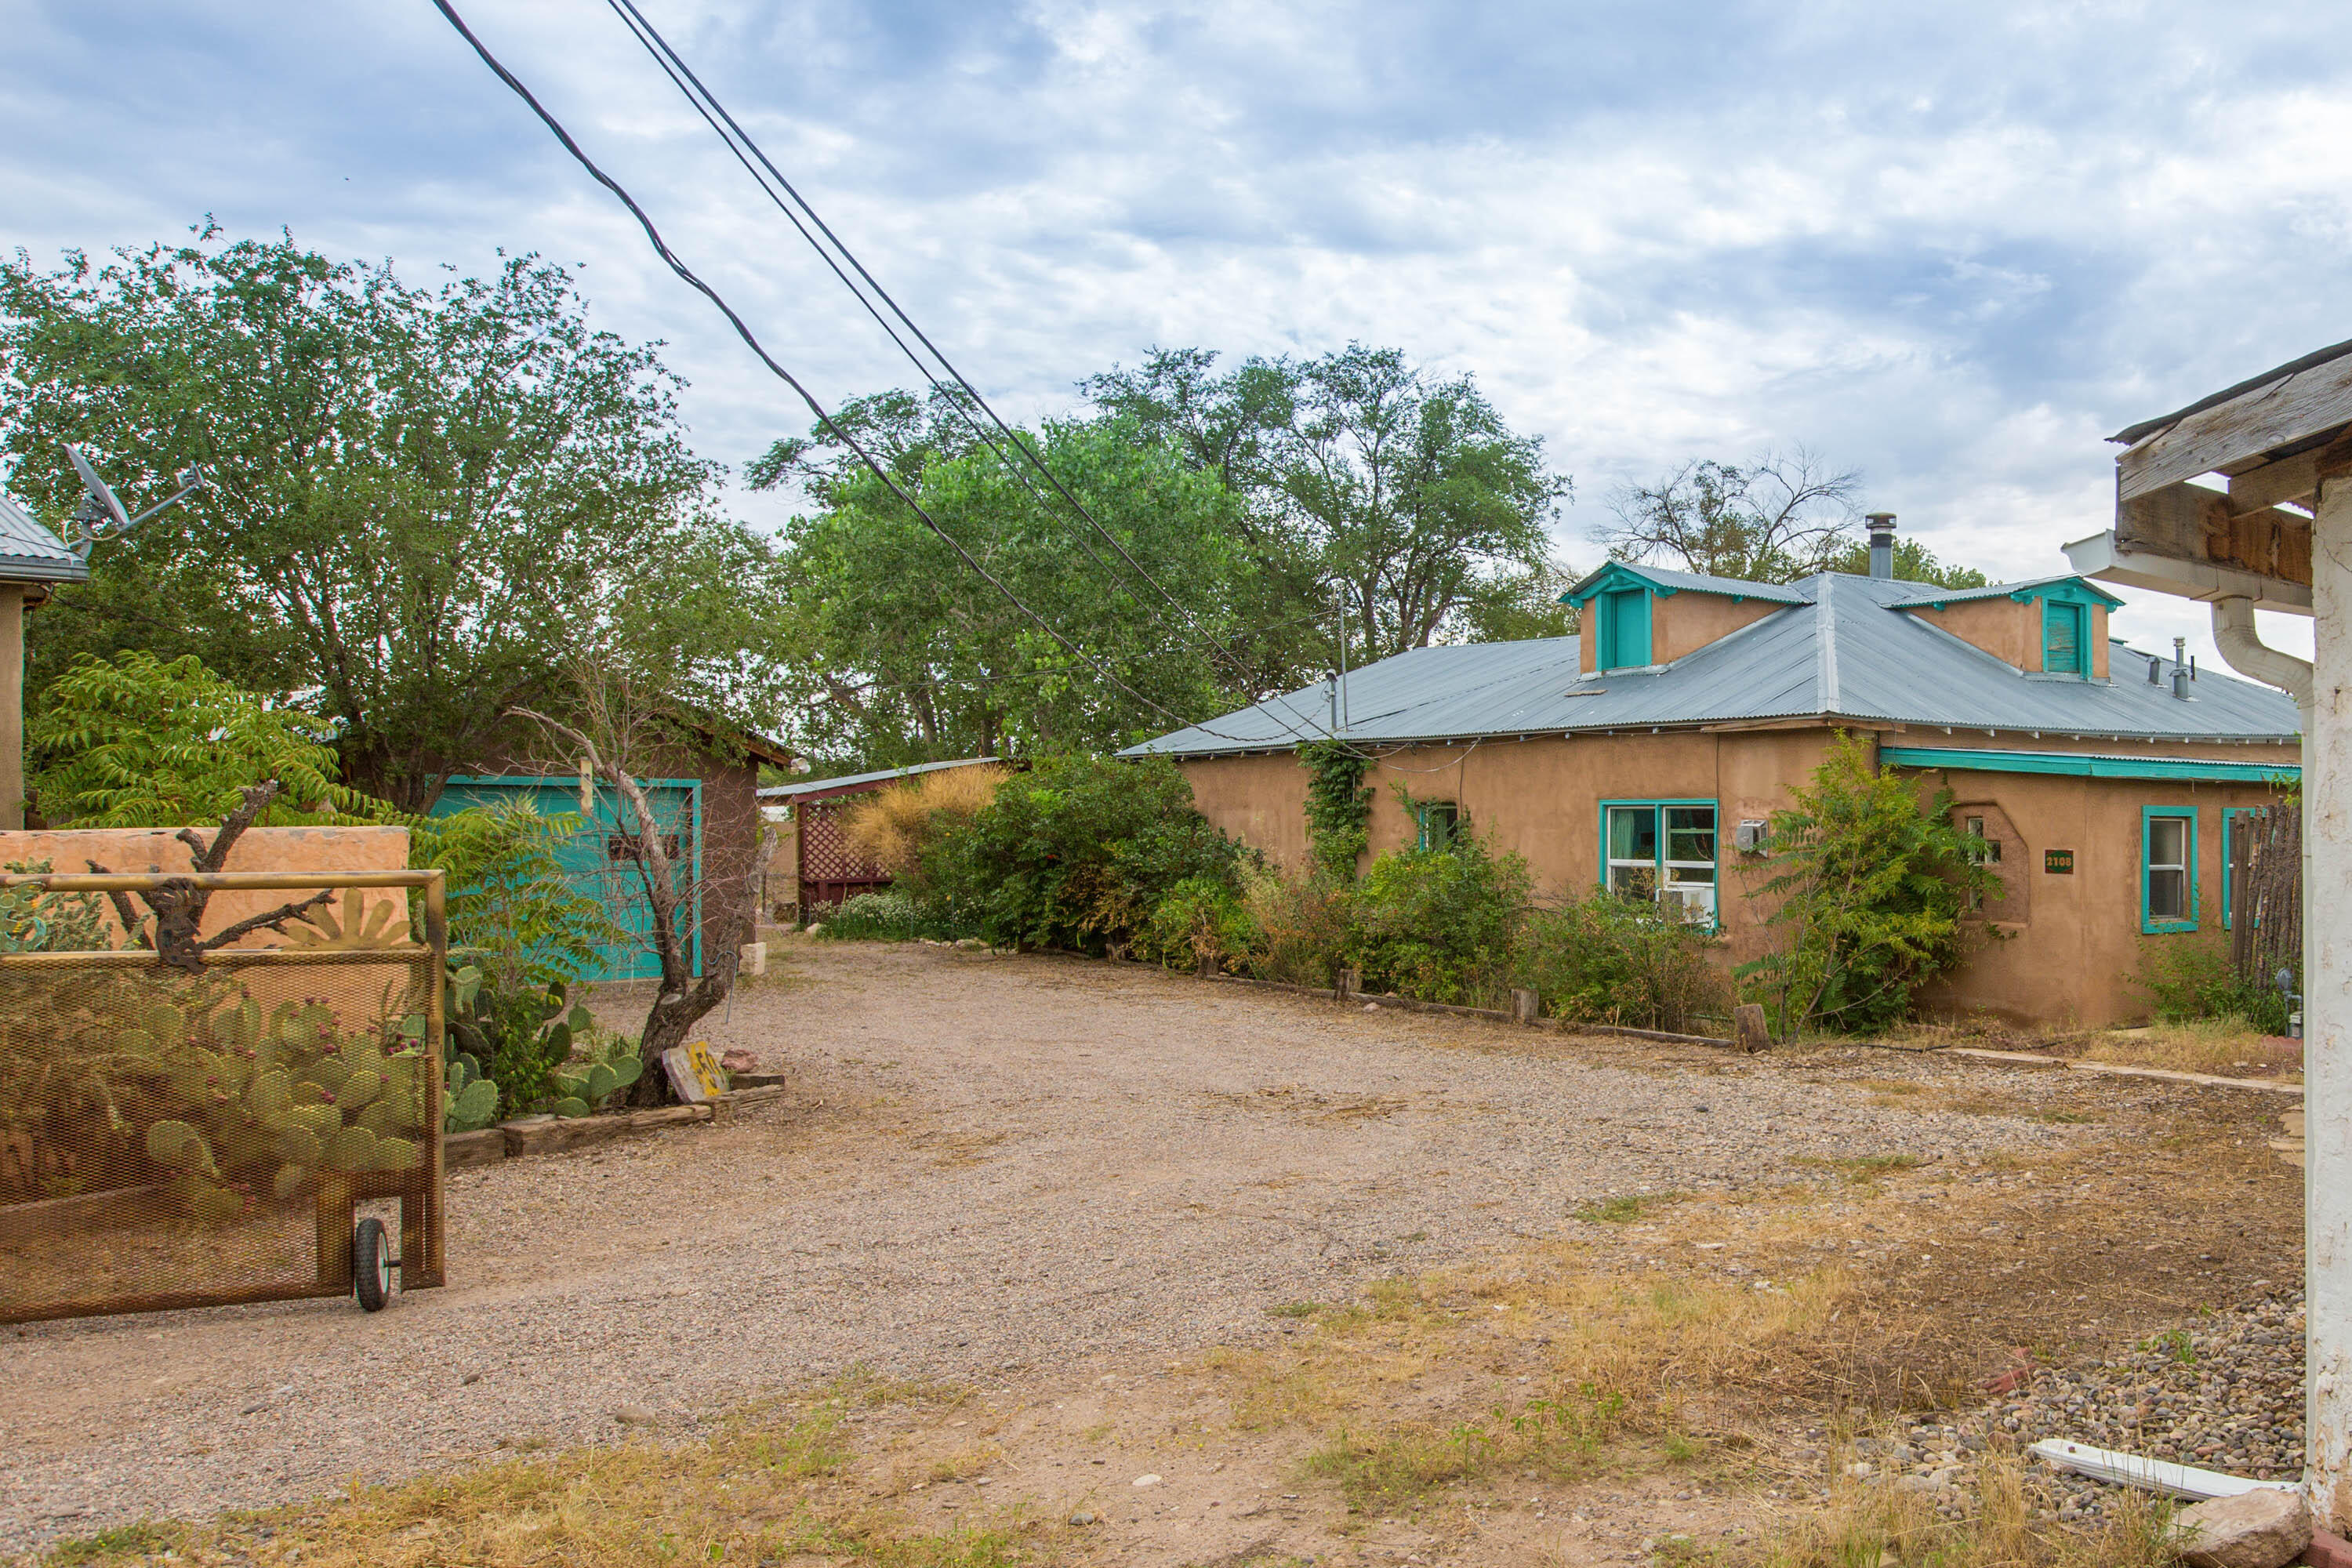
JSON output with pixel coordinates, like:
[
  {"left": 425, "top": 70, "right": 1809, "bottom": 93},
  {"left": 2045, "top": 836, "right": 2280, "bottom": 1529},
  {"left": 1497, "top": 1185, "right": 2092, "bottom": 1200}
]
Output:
[
  {"left": 1341, "top": 837, "right": 1531, "bottom": 1005},
  {"left": 1239, "top": 866, "right": 1350, "bottom": 986},
  {"left": 815, "top": 890, "right": 966, "bottom": 942},
  {"left": 924, "top": 754, "right": 1246, "bottom": 953},
  {"left": 2132, "top": 932, "right": 2292, "bottom": 1035},
  {"left": 1139, "top": 874, "right": 1258, "bottom": 972},
  {"left": 1521, "top": 895, "right": 1728, "bottom": 1035}
]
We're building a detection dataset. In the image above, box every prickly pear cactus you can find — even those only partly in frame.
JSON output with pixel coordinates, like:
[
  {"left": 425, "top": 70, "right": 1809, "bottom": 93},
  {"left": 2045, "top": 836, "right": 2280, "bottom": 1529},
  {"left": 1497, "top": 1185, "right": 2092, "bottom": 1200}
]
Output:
[{"left": 542, "top": 1025, "right": 644, "bottom": 1119}]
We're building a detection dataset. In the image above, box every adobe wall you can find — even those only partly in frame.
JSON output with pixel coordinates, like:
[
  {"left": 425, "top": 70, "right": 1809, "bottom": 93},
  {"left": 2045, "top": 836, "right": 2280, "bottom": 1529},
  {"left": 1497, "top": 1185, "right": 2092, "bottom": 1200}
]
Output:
[
  {"left": 1653, "top": 593, "right": 1786, "bottom": 663},
  {"left": 1906, "top": 600, "right": 2113, "bottom": 677},
  {"left": 1174, "top": 729, "right": 2297, "bottom": 1027},
  {"left": 0, "top": 826, "right": 411, "bottom": 947}
]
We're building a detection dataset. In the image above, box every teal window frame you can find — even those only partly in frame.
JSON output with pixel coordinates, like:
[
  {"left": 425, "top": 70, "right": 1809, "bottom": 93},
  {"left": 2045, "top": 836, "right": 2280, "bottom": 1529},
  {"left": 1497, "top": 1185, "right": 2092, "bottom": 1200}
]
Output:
[
  {"left": 2140, "top": 806, "right": 2198, "bottom": 935},
  {"left": 2042, "top": 600, "right": 2086, "bottom": 676},
  {"left": 1598, "top": 797, "right": 1720, "bottom": 929},
  {"left": 1414, "top": 800, "right": 1462, "bottom": 851}
]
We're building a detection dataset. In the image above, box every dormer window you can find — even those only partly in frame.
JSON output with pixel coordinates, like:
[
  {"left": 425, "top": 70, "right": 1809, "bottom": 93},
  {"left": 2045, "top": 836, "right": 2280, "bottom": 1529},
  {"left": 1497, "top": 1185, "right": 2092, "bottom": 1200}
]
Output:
[{"left": 2042, "top": 601, "right": 2086, "bottom": 676}]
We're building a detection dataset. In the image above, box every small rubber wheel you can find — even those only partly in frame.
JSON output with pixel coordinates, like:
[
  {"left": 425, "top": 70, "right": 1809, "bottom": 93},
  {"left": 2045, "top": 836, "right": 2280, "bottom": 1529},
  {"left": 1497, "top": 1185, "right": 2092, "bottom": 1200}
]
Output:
[{"left": 353, "top": 1218, "right": 392, "bottom": 1312}]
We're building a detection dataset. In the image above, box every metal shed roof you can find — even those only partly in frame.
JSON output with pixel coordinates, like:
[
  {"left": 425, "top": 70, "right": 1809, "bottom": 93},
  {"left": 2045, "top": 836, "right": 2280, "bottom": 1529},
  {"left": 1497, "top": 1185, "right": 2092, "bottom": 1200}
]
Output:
[
  {"left": 1123, "top": 571, "right": 2301, "bottom": 758},
  {"left": 757, "top": 757, "right": 998, "bottom": 800},
  {"left": 0, "top": 492, "right": 89, "bottom": 584}
]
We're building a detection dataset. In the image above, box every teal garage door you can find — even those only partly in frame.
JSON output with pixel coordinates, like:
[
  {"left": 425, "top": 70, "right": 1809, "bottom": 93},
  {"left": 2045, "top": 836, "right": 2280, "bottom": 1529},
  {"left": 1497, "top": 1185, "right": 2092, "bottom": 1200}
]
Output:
[{"left": 432, "top": 775, "right": 702, "bottom": 982}]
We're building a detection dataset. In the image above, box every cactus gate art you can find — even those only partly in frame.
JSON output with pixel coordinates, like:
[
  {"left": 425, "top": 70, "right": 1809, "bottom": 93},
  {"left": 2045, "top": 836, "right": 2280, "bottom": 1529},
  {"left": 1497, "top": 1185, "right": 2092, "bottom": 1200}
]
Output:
[{"left": 0, "top": 869, "right": 448, "bottom": 1323}]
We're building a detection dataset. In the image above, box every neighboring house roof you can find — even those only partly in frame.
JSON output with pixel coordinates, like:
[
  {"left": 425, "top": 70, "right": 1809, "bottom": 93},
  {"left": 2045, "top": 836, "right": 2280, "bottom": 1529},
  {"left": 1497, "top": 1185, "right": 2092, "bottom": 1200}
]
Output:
[
  {"left": 1561, "top": 560, "right": 1808, "bottom": 604},
  {"left": 1888, "top": 573, "right": 2125, "bottom": 610},
  {"left": 1122, "top": 571, "right": 2301, "bottom": 758},
  {"left": 0, "top": 492, "right": 90, "bottom": 584},
  {"left": 757, "top": 757, "right": 999, "bottom": 801}
]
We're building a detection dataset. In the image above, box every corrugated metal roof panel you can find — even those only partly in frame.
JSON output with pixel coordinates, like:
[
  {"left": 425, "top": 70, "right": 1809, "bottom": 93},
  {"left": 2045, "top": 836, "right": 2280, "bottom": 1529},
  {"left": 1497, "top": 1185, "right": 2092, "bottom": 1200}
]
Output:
[
  {"left": 757, "top": 757, "right": 996, "bottom": 799},
  {"left": 1562, "top": 561, "right": 1808, "bottom": 604},
  {"left": 0, "top": 492, "right": 89, "bottom": 583},
  {"left": 1122, "top": 571, "right": 2300, "bottom": 757}
]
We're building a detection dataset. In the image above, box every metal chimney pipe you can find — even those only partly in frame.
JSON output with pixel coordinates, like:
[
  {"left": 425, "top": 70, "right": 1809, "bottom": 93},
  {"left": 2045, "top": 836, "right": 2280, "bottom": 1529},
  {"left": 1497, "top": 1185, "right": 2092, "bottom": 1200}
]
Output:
[
  {"left": 1865, "top": 513, "right": 1896, "bottom": 579},
  {"left": 2172, "top": 637, "right": 2190, "bottom": 699}
]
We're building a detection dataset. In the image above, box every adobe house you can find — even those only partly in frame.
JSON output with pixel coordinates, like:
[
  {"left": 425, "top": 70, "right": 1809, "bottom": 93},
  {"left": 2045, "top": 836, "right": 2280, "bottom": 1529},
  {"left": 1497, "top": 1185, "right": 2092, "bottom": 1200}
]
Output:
[
  {"left": 0, "top": 492, "right": 91, "bottom": 829},
  {"left": 1123, "top": 519, "right": 2299, "bottom": 1027}
]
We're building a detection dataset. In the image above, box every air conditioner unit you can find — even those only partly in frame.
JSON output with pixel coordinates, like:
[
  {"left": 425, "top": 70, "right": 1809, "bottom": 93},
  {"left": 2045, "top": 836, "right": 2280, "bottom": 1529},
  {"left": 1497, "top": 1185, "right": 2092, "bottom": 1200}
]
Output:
[
  {"left": 1735, "top": 819, "right": 1768, "bottom": 853},
  {"left": 1657, "top": 884, "right": 1715, "bottom": 921}
]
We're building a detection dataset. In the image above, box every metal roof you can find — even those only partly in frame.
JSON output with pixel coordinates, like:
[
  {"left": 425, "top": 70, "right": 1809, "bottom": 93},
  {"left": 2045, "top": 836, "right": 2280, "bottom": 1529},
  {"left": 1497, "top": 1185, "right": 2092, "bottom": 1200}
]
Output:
[
  {"left": 757, "top": 756, "right": 998, "bottom": 800},
  {"left": 1563, "top": 560, "right": 1808, "bottom": 604},
  {"left": 1888, "top": 573, "right": 2120, "bottom": 608},
  {"left": 0, "top": 492, "right": 89, "bottom": 583},
  {"left": 1123, "top": 572, "right": 2301, "bottom": 758}
]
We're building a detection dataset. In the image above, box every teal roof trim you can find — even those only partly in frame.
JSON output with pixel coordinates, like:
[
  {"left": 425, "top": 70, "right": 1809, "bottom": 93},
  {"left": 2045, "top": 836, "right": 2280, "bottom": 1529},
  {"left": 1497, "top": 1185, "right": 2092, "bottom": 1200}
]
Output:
[
  {"left": 1559, "top": 561, "right": 1806, "bottom": 608},
  {"left": 1882, "top": 746, "right": 2297, "bottom": 783},
  {"left": 1893, "top": 574, "right": 2125, "bottom": 612}
]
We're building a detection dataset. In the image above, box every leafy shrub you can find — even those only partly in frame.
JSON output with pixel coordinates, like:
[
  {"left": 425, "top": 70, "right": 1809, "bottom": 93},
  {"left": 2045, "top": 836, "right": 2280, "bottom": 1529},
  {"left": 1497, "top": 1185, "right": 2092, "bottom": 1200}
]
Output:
[
  {"left": 2132, "top": 932, "right": 2292, "bottom": 1035},
  {"left": 815, "top": 890, "right": 966, "bottom": 942},
  {"left": 1737, "top": 732, "right": 2001, "bottom": 1035},
  {"left": 411, "top": 800, "right": 621, "bottom": 993},
  {"left": 1300, "top": 739, "right": 1374, "bottom": 879},
  {"left": 1139, "top": 874, "right": 1258, "bottom": 972},
  {"left": 924, "top": 754, "right": 1246, "bottom": 953},
  {"left": 1341, "top": 837, "right": 1531, "bottom": 1005},
  {"left": 28, "top": 651, "right": 373, "bottom": 827},
  {"left": 1522, "top": 895, "right": 1729, "bottom": 1034},
  {"left": 1239, "top": 866, "right": 1351, "bottom": 986},
  {"left": 0, "top": 861, "right": 113, "bottom": 952}
]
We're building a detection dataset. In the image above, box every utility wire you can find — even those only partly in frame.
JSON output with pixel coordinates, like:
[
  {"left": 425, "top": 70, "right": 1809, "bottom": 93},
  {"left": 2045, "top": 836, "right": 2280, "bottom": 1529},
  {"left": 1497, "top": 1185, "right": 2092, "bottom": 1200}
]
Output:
[
  {"left": 426, "top": 0, "right": 1294, "bottom": 748},
  {"left": 597, "top": 0, "right": 1321, "bottom": 742}
]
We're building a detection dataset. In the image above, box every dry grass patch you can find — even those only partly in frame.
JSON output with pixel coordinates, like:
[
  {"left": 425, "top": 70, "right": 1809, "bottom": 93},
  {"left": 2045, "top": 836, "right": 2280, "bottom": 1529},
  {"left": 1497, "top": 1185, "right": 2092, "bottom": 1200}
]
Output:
[
  {"left": 40, "top": 1378, "right": 1060, "bottom": 1568},
  {"left": 2076, "top": 1020, "right": 2299, "bottom": 1080},
  {"left": 1755, "top": 1450, "right": 2175, "bottom": 1568}
]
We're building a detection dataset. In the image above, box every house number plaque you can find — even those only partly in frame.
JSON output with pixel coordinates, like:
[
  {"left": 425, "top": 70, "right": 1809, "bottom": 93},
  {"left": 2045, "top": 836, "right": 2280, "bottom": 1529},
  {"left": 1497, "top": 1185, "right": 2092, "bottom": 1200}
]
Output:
[{"left": 2044, "top": 849, "right": 2075, "bottom": 874}]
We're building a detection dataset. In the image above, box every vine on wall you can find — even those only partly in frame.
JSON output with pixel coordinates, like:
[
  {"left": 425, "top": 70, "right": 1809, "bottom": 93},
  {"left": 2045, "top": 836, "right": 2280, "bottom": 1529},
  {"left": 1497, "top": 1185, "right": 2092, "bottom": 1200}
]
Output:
[{"left": 1298, "top": 739, "right": 1374, "bottom": 880}]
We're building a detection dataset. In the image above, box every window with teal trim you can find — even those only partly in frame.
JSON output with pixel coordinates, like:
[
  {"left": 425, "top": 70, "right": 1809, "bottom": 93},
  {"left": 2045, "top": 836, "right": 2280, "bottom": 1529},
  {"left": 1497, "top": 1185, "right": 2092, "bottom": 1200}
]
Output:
[
  {"left": 1602, "top": 801, "right": 1716, "bottom": 924},
  {"left": 2042, "top": 601, "right": 2085, "bottom": 676},
  {"left": 2142, "top": 807, "right": 2197, "bottom": 933},
  {"left": 1415, "top": 801, "right": 1461, "bottom": 851},
  {"left": 1598, "top": 587, "right": 1651, "bottom": 669}
]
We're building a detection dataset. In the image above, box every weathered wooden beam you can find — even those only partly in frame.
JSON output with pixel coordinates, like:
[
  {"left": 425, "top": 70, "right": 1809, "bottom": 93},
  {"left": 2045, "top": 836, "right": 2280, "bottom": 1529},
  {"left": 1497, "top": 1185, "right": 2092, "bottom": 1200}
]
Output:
[
  {"left": 2120, "top": 354, "right": 2352, "bottom": 503},
  {"left": 2230, "top": 448, "right": 2323, "bottom": 514},
  {"left": 2118, "top": 482, "right": 2314, "bottom": 586}
]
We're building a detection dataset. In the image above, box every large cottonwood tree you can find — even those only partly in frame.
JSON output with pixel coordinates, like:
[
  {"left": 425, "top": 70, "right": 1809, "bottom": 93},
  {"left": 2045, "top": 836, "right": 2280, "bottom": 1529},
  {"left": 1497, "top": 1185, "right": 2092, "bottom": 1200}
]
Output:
[{"left": 0, "top": 227, "right": 781, "bottom": 809}]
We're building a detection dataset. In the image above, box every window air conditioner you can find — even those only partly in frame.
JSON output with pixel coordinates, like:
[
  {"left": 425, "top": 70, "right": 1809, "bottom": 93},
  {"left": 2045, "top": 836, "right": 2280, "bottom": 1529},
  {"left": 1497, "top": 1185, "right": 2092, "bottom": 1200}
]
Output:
[{"left": 1735, "top": 819, "right": 1768, "bottom": 853}]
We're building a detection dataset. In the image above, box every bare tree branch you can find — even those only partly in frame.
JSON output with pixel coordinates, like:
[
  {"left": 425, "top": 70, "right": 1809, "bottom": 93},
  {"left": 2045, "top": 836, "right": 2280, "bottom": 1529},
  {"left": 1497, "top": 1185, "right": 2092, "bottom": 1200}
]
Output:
[{"left": 1595, "top": 449, "right": 1863, "bottom": 584}]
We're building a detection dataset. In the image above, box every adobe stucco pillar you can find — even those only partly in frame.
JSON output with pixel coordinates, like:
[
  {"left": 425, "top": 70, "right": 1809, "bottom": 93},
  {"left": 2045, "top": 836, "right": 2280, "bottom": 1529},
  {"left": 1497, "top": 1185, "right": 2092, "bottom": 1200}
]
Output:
[{"left": 2310, "top": 470, "right": 2352, "bottom": 1526}]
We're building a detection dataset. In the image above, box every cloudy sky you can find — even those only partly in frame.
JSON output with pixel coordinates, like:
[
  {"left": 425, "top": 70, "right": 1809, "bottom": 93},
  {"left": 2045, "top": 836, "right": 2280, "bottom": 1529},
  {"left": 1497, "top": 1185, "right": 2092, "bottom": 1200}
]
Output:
[{"left": 7, "top": 0, "right": 2349, "bottom": 670}]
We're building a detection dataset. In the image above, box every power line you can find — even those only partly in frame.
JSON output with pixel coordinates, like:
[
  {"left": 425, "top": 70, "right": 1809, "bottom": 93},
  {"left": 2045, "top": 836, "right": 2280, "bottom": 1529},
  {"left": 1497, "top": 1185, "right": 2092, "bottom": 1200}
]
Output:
[
  {"left": 426, "top": 0, "right": 1298, "bottom": 748},
  {"left": 596, "top": 0, "right": 1321, "bottom": 743}
]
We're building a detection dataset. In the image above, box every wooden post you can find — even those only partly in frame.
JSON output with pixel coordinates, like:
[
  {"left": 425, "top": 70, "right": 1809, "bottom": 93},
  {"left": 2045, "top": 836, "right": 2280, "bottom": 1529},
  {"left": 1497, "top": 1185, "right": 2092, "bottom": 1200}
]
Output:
[
  {"left": 1734, "top": 1003, "right": 1771, "bottom": 1054},
  {"left": 2310, "top": 471, "right": 2352, "bottom": 1527},
  {"left": 1512, "top": 987, "right": 1540, "bottom": 1025},
  {"left": 1338, "top": 967, "right": 1360, "bottom": 1000},
  {"left": 1196, "top": 951, "right": 1217, "bottom": 979},
  {"left": 0, "top": 584, "right": 23, "bottom": 831},
  {"left": 2231, "top": 820, "right": 2256, "bottom": 980}
]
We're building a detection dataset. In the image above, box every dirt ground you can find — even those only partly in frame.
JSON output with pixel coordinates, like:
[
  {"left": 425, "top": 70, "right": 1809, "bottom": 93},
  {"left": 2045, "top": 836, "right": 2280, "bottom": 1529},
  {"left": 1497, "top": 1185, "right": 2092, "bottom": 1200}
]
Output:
[{"left": 0, "top": 941, "right": 2306, "bottom": 1565}]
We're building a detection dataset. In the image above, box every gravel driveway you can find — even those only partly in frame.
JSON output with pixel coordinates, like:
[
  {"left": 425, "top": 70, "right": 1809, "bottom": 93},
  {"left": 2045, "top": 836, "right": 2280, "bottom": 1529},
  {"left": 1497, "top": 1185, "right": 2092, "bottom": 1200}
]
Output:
[{"left": 0, "top": 942, "right": 2084, "bottom": 1552}]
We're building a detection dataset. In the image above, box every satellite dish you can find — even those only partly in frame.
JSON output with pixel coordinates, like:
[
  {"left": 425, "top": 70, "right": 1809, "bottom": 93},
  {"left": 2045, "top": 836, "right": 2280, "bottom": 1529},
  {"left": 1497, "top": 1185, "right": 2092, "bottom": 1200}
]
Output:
[
  {"left": 59, "top": 445, "right": 209, "bottom": 559},
  {"left": 65, "top": 445, "right": 130, "bottom": 554}
]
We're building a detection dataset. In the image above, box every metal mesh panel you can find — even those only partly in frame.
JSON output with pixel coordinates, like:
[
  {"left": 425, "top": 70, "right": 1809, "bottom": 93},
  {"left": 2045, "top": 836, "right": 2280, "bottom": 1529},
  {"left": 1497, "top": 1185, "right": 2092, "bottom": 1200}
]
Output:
[{"left": 0, "top": 873, "right": 445, "bottom": 1325}]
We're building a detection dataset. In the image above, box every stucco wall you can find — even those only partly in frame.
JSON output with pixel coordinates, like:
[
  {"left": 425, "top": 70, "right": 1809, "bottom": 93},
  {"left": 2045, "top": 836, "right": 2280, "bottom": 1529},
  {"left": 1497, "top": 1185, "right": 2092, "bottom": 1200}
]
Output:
[
  {"left": 1906, "top": 600, "right": 2112, "bottom": 677},
  {"left": 0, "top": 826, "right": 411, "bottom": 947},
  {"left": 1175, "top": 730, "right": 2297, "bottom": 1026},
  {"left": 1654, "top": 593, "right": 1788, "bottom": 663}
]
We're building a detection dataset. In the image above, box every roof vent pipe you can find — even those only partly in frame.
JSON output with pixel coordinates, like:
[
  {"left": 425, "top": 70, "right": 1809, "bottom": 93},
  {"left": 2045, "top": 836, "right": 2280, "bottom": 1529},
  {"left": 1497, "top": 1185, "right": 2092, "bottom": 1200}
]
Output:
[
  {"left": 2172, "top": 637, "right": 2189, "bottom": 700},
  {"left": 2211, "top": 594, "right": 2313, "bottom": 708},
  {"left": 1864, "top": 513, "right": 1896, "bottom": 579}
]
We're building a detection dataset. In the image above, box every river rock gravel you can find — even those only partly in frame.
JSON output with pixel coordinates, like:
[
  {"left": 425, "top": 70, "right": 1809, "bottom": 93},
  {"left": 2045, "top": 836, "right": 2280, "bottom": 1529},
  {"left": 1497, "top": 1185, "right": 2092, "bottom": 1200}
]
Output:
[{"left": 2, "top": 942, "right": 2092, "bottom": 1555}]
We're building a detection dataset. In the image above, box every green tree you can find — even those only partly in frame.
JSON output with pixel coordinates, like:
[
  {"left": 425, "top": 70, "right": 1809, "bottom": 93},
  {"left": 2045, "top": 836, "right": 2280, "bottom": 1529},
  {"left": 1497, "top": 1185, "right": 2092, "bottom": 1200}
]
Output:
[
  {"left": 0, "top": 227, "right": 780, "bottom": 809},
  {"left": 1736, "top": 732, "right": 2002, "bottom": 1033},
  {"left": 1085, "top": 343, "right": 1571, "bottom": 675},
  {"left": 754, "top": 405, "right": 1255, "bottom": 762},
  {"left": 1820, "top": 535, "right": 1990, "bottom": 589}
]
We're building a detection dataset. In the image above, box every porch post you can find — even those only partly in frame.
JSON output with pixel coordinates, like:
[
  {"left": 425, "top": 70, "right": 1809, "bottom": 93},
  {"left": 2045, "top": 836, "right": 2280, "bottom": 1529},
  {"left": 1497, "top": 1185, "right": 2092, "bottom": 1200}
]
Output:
[{"left": 2310, "top": 471, "right": 2352, "bottom": 1526}]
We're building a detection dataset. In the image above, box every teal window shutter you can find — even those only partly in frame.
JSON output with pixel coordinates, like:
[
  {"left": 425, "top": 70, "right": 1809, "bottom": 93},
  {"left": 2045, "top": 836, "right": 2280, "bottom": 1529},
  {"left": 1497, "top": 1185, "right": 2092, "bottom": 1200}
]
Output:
[
  {"left": 1603, "top": 589, "right": 1651, "bottom": 668},
  {"left": 2043, "top": 601, "right": 2084, "bottom": 675}
]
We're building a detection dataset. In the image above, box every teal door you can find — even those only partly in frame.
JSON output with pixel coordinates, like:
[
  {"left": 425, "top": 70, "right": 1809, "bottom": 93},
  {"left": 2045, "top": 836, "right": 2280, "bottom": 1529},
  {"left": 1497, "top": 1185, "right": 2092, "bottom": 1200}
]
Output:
[{"left": 432, "top": 775, "right": 703, "bottom": 982}]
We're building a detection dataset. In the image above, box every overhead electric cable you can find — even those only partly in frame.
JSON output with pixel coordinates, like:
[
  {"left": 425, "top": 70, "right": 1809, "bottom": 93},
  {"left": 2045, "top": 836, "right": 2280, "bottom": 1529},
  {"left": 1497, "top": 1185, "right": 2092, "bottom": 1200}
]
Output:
[
  {"left": 597, "top": 0, "right": 1319, "bottom": 740},
  {"left": 426, "top": 0, "right": 1294, "bottom": 746}
]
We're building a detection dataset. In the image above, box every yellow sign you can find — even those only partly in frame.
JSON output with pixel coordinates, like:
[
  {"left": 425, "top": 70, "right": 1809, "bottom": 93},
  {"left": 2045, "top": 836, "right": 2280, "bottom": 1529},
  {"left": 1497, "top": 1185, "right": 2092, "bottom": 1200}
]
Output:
[{"left": 661, "top": 1038, "right": 728, "bottom": 1102}]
